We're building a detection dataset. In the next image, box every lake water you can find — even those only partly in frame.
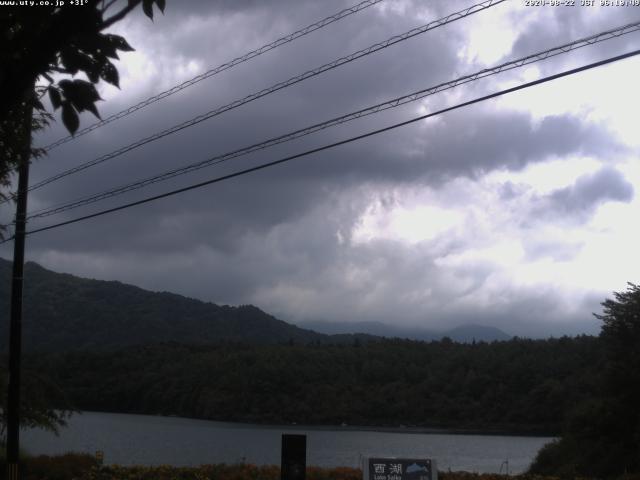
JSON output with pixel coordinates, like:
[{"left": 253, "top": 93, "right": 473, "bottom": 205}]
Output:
[{"left": 22, "top": 412, "right": 554, "bottom": 474}]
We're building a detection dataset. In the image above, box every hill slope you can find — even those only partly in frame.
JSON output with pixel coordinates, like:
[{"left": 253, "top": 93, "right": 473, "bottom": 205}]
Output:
[
  {"left": 0, "top": 258, "right": 330, "bottom": 351},
  {"left": 0, "top": 259, "right": 505, "bottom": 352}
]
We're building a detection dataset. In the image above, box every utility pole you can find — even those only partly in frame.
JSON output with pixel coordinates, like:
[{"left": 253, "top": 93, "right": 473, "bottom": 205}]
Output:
[{"left": 5, "top": 100, "right": 33, "bottom": 480}]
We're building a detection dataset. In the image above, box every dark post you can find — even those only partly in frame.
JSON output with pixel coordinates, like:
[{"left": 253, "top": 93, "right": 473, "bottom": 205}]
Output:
[
  {"left": 5, "top": 101, "right": 32, "bottom": 480},
  {"left": 281, "top": 434, "right": 306, "bottom": 480}
]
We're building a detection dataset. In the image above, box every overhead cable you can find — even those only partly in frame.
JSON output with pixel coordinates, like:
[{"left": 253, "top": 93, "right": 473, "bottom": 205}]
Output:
[
  {"left": 8, "top": 47, "right": 638, "bottom": 241},
  {"left": 25, "top": 0, "right": 506, "bottom": 194},
  {"left": 26, "top": 20, "right": 640, "bottom": 220},
  {"left": 40, "top": 0, "right": 386, "bottom": 152}
]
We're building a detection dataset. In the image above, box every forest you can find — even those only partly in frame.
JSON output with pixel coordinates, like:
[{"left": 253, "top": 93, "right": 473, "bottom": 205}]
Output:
[{"left": 16, "top": 335, "right": 601, "bottom": 435}]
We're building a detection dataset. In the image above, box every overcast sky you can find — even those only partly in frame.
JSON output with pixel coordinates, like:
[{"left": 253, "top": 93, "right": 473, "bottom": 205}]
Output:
[{"left": 2, "top": 0, "right": 640, "bottom": 337}]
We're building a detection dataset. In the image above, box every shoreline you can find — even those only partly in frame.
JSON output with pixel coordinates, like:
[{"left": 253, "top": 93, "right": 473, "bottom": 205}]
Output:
[{"left": 78, "top": 410, "right": 558, "bottom": 438}]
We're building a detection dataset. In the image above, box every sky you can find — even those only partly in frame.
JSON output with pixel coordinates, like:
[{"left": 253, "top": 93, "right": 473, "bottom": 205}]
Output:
[{"left": 2, "top": 0, "right": 640, "bottom": 337}]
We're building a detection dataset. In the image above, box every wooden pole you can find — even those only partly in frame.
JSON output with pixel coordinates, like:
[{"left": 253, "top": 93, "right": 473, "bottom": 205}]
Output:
[{"left": 5, "top": 99, "right": 33, "bottom": 480}]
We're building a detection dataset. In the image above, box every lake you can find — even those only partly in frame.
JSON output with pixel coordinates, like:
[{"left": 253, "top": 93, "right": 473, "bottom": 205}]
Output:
[{"left": 21, "top": 412, "right": 554, "bottom": 474}]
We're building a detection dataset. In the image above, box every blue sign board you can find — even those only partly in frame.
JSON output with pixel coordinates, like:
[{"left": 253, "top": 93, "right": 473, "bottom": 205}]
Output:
[{"left": 365, "top": 458, "right": 436, "bottom": 480}]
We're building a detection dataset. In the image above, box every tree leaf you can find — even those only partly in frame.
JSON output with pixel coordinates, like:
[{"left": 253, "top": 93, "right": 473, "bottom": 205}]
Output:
[
  {"left": 142, "top": 0, "right": 154, "bottom": 19},
  {"left": 61, "top": 102, "right": 79, "bottom": 135},
  {"left": 95, "top": 34, "right": 119, "bottom": 60},
  {"left": 49, "top": 88, "right": 62, "bottom": 110},
  {"left": 72, "top": 79, "right": 101, "bottom": 103},
  {"left": 100, "top": 62, "right": 119, "bottom": 88},
  {"left": 85, "top": 102, "right": 101, "bottom": 119},
  {"left": 86, "top": 67, "right": 100, "bottom": 84},
  {"left": 60, "top": 49, "right": 98, "bottom": 79},
  {"left": 104, "top": 34, "right": 135, "bottom": 54},
  {"left": 60, "top": 49, "right": 81, "bottom": 75},
  {"left": 63, "top": 80, "right": 102, "bottom": 118},
  {"left": 155, "top": 0, "right": 166, "bottom": 13},
  {"left": 58, "top": 79, "right": 73, "bottom": 97}
]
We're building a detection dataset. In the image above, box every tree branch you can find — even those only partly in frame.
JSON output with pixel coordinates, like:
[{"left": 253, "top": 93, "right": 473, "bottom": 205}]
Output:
[
  {"left": 101, "top": 0, "right": 141, "bottom": 30},
  {"left": 101, "top": 0, "right": 119, "bottom": 14}
]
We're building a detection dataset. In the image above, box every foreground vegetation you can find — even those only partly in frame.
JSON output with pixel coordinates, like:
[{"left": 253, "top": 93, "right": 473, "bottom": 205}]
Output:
[
  {"left": 3, "top": 454, "right": 640, "bottom": 480},
  {"left": 528, "top": 284, "right": 640, "bottom": 477}
]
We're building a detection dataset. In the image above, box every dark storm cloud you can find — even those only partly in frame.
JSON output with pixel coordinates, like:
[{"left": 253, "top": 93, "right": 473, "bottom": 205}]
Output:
[
  {"left": 23, "top": 102, "right": 622, "bottom": 260},
  {"left": 16, "top": 0, "right": 474, "bottom": 247},
  {"left": 28, "top": 0, "right": 463, "bottom": 190},
  {"left": 508, "top": 4, "right": 639, "bottom": 68},
  {"left": 550, "top": 166, "right": 634, "bottom": 208},
  {"left": 533, "top": 166, "right": 634, "bottom": 222},
  {"left": 20, "top": 189, "right": 372, "bottom": 306},
  {"left": 0, "top": 0, "right": 633, "bottom": 337},
  {"left": 385, "top": 109, "right": 622, "bottom": 181}
]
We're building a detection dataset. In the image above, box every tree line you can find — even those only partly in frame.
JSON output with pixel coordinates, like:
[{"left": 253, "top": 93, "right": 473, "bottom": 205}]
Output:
[{"left": 15, "top": 335, "right": 601, "bottom": 435}]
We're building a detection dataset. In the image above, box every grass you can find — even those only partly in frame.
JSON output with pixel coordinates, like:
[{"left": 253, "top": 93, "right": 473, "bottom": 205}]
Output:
[{"left": 2, "top": 453, "right": 640, "bottom": 480}]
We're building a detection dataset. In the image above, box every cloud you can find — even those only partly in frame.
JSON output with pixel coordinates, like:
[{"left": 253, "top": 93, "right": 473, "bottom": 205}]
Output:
[
  {"left": 533, "top": 166, "right": 634, "bottom": 223},
  {"left": 1, "top": 0, "right": 638, "bottom": 339},
  {"left": 509, "top": 5, "right": 638, "bottom": 66}
]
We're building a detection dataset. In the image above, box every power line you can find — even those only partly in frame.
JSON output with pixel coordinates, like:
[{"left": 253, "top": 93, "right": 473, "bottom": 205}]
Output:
[
  {"left": 30, "top": 0, "right": 505, "bottom": 191},
  {"left": 25, "top": 20, "right": 640, "bottom": 221},
  {"left": 24, "top": 0, "right": 506, "bottom": 194},
  {"left": 40, "top": 0, "right": 386, "bottom": 152},
  {"left": 9, "top": 48, "right": 638, "bottom": 242}
]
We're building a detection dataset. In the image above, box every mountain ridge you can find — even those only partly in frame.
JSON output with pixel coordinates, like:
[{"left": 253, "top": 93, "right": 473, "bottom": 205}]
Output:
[
  {"left": 0, "top": 258, "right": 507, "bottom": 352},
  {"left": 298, "top": 319, "right": 511, "bottom": 342},
  {"left": 0, "top": 258, "right": 335, "bottom": 352}
]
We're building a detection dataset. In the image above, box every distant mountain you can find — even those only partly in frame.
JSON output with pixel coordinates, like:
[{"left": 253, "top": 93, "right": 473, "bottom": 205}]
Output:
[
  {"left": 0, "top": 258, "right": 372, "bottom": 352},
  {"left": 0, "top": 258, "right": 507, "bottom": 352},
  {"left": 299, "top": 320, "right": 511, "bottom": 343}
]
